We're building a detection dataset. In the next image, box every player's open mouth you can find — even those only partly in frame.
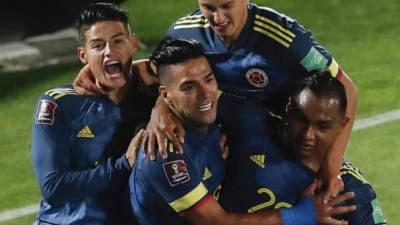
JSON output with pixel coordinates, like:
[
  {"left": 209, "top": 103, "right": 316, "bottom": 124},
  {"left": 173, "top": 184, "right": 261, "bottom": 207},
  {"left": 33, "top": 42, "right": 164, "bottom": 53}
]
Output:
[
  {"left": 104, "top": 60, "right": 122, "bottom": 76},
  {"left": 198, "top": 102, "right": 213, "bottom": 112}
]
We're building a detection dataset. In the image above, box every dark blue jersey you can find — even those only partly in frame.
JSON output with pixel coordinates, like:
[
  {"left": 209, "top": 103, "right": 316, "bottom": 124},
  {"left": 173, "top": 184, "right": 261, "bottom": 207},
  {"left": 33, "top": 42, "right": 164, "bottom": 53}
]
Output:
[
  {"left": 31, "top": 84, "right": 155, "bottom": 225},
  {"left": 217, "top": 94, "right": 314, "bottom": 212},
  {"left": 167, "top": 4, "right": 340, "bottom": 112},
  {"left": 217, "top": 95, "right": 386, "bottom": 224},
  {"left": 335, "top": 161, "right": 387, "bottom": 225},
  {"left": 130, "top": 126, "right": 225, "bottom": 225}
]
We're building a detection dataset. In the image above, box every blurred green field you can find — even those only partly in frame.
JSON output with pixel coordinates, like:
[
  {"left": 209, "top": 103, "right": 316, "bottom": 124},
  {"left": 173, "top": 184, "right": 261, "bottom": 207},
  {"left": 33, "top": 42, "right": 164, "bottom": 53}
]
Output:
[{"left": 0, "top": 0, "right": 398, "bottom": 224}]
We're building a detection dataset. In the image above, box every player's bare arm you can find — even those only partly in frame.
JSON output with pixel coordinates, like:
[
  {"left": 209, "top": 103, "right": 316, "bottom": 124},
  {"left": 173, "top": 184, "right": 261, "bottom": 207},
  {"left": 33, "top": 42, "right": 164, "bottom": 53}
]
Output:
[
  {"left": 183, "top": 190, "right": 356, "bottom": 225},
  {"left": 144, "top": 96, "right": 185, "bottom": 160},
  {"left": 320, "top": 68, "right": 358, "bottom": 203},
  {"left": 73, "top": 64, "right": 105, "bottom": 95}
]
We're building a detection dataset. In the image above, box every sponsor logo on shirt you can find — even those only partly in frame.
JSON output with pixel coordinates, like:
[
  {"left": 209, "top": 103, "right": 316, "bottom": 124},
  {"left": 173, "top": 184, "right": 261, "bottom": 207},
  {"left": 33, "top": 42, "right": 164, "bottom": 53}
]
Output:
[
  {"left": 163, "top": 160, "right": 190, "bottom": 186},
  {"left": 250, "top": 154, "right": 266, "bottom": 168},
  {"left": 35, "top": 100, "right": 57, "bottom": 125},
  {"left": 76, "top": 126, "right": 95, "bottom": 138},
  {"left": 246, "top": 69, "right": 268, "bottom": 88}
]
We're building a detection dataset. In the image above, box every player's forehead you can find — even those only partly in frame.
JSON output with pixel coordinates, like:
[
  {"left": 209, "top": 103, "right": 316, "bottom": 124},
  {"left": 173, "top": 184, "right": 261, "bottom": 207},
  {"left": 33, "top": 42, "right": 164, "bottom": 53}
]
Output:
[
  {"left": 171, "top": 57, "right": 211, "bottom": 83},
  {"left": 295, "top": 88, "right": 342, "bottom": 121},
  {"left": 85, "top": 21, "right": 128, "bottom": 40}
]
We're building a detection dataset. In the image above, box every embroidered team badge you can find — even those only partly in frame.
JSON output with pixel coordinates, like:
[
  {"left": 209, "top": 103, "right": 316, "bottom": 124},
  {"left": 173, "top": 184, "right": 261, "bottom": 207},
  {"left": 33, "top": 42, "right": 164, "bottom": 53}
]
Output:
[
  {"left": 163, "top": 160, "right": 190, "bottom": 186},
  {"left": 246, "top": 69, "right": 268, "bottom": 88},
  {"left": 35, "top": 100, "right": 57, "bottom": 125}
]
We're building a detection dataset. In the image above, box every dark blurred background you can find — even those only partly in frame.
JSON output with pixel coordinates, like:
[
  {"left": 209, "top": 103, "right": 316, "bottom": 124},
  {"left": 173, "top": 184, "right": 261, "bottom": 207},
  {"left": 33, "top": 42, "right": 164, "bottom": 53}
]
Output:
[{"left": 0, "top": 0, "right": 124, "bottom": 43}]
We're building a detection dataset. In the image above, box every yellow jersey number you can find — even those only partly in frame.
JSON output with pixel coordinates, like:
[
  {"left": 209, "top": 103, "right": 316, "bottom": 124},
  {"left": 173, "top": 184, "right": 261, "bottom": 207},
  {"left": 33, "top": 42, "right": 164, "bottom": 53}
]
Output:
[{"left": 248, "top": 187, "right": 292, "bottom": 213}]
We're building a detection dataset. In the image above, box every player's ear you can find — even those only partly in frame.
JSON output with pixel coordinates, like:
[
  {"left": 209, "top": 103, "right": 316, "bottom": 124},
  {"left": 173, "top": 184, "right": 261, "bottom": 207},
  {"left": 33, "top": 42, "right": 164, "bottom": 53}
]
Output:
[
  {"left": 159, "top": 85, "right": 169, "bottom": 103},
  {"left": 77, "top": 47, "right": 88, "bottom": 65},
  {"left": 129, "top": 34, "right": 139, "bottom": 54}
]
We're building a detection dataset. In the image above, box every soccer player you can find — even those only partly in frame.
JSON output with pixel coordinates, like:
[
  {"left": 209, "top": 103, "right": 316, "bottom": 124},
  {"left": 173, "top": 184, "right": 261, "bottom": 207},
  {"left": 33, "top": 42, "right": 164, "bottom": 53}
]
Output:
[
  {"left": 73, "top": 0, "right": 358, "bottom": 200},
  {"left": 283, "top": 73, "right": 387, "bottom": 225},
  {"left": 217, "top": 73, "right": 385, "bottom": 225},
  {"left": 151, "top": 0, "right": 358, "bottom": 201},
  {"left": 31, "top": 3, "right": 156, "bottom": 224},
  {"left": 130, "top": 38, "right": 355, "bottom": 225}
]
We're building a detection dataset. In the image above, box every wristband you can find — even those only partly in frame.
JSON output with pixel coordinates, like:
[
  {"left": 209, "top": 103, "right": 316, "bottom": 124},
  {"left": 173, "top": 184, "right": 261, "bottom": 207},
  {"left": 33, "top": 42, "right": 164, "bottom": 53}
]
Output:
[{"left": 280, "top": 196, "right": 316, "bottom": 225}]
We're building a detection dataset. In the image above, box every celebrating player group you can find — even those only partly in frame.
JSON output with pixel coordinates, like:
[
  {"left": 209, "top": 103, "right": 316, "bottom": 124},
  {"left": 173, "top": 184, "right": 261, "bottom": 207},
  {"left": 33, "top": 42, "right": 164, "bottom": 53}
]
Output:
[{"left": 31, "top": 1, "right": 386, "bottom": 225}]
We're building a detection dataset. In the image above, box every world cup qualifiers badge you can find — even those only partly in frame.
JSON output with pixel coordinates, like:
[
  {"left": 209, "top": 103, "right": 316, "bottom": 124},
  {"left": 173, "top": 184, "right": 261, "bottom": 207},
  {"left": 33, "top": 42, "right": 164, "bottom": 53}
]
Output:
[
  {"left": 35, "top": 100, "right": 57, "bottom": 125},
  {"left": 163, "top": 160, "right": 190, "bottom": 187},
  {"left": 246, "top": 69, "right": 268, "bottom": 88}
]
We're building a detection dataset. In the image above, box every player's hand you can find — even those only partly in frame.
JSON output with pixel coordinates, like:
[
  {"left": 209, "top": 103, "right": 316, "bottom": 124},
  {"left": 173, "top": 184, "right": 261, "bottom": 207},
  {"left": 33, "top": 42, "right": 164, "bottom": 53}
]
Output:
[
  {"left": 73, "top": 64, "right": 106, "bottom": 95},
  {"left": 218, "top": 134, "right": 229, "bottom": 160},
  {"left": 315, "top": 191, "right": 356, "bottom": 225},
  {"left": 304, "top": 180, "right": 356, "bottom": 225},
  {"left": 144, "top": 97, "right": 185, "bottom": 160},
  {"left": 126, "top": 129, "right": 145, "bottom": 168},
  {"left": 317, "top": 174, "right": 344, "bottom": 205}
]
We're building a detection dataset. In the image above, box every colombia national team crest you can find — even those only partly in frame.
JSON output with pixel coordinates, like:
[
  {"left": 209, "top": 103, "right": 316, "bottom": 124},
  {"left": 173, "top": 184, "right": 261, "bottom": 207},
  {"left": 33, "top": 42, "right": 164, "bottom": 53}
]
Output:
[
  {"left": 35, "top": 100, "right": 57, "bottom": 125},
  {"left": 246, "top": 69, "right": 268, "bottom": 88},
  {"left": 163, "top": 160, "right": 190, "bottom": 186}
]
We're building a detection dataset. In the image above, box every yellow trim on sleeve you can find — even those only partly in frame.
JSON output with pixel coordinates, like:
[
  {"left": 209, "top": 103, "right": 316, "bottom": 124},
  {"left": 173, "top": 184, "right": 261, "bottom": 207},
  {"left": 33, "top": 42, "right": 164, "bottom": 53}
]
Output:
[
  {"left": 169, "top": 183, "right": 208, "bottom": 212},
  {"left": 328, "top": 58, "right": 339, "bottom": 78}
]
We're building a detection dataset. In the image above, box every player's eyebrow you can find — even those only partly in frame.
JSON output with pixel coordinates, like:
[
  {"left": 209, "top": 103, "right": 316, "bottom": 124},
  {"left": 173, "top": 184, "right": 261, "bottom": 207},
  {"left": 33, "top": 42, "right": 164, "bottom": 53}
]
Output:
[
  {"left": 89, "top": 33, "right": 126, "bottom": 43},
  {"left": 180, "top": 71, "right": 214, "bottom": 87},
  {"left": 203, "top": 71, "right": 215, "bottom": 80},
  {"left": 110, "top": 33, "right": 125, "bottom": 39}
]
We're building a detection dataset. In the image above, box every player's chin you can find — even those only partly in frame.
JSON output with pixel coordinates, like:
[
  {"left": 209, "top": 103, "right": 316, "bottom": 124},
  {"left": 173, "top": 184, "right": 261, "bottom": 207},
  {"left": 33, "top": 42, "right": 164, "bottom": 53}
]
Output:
[
  {"left": 106, "top": 76, "right": 127, "bottom": 89},
  {"left": 199, "top": 114, "right": 217, "bottom": 126}
]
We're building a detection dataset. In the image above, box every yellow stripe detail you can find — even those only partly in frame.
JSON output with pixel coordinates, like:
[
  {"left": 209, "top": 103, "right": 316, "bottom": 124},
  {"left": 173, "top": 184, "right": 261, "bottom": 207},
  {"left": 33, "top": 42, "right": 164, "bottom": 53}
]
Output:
[
  {"left": 174, "top": 23, "right": 211, "bottom": 30},
  {"left": 254, "top": 27, "right": 290, "bottom": 48},
  {"left": 177, "top": 14, "right": 204, "bottom": 22},
  {"left": 255, "top": 15, "right": 295, "bottom": 38},
  {"left": 340, "top": 164, "right": 368, "bottom": 183},
  {"left": 45, "top": 88, "right": 75, "bottom": 95},
  {"left": 46, "top": 88, "right": 76, "bottom": 99},
  {"left": 254, "top": 20, "right": 293, "bottom": 43},
  {"left": 169, "top": 183, "right": 208, "bottom": 212},
  {"left": 175, "top": 18, "right": 208, "bottom": 25},
  {"left": 328, "top": 58, "right": 339, "bottom": 78}
]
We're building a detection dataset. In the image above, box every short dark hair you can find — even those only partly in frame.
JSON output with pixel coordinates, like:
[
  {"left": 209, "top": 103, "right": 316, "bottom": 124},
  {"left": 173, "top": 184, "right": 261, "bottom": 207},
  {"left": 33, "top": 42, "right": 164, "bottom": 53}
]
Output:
[
  {"left": 292, "top": 71, "right": 347, "bottom": 115},
  {"left": 150, "top": 38, "right": 206, "bottom": 84},
  {"left": 76, "top": 2, "right": 130, "bottom": 44}
]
